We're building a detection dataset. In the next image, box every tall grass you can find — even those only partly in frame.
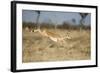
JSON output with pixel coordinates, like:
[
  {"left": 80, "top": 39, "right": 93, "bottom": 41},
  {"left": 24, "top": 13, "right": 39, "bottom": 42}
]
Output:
[{"left": 23, "top": 22, "right": 90, "bottom": 30}]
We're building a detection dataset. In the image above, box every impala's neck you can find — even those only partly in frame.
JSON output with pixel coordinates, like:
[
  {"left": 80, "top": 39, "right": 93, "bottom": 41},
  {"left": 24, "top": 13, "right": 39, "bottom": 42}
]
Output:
[{"left": 34, "top": 29, "right": 48, "bottom": 37}]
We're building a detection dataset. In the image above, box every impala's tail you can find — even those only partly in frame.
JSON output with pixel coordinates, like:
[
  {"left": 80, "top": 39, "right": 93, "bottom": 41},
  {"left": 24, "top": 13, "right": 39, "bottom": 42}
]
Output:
[
  {"left": 59, "top": 36, "right": 71, "bottom": 41},
  {"left": 65, "top": 35, "right": 71, "bottom": 39}
]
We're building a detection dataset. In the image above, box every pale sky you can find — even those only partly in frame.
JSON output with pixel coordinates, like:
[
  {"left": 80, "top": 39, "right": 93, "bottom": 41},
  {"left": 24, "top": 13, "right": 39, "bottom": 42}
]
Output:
[{"left": 22, "top": 10, "right": 91, "bottom": 26}]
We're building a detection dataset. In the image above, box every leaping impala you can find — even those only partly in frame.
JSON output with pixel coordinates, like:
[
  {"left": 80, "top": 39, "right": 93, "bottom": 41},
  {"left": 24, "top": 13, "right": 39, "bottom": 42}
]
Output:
[{"left": 33, "top": 28, "right": 71, "bottom": 44}]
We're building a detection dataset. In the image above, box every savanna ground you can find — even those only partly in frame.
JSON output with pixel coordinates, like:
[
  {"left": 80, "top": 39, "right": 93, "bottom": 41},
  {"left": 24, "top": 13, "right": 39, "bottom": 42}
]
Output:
[{"left": 22, "top": 28, "right": 91, "bottom": 63}]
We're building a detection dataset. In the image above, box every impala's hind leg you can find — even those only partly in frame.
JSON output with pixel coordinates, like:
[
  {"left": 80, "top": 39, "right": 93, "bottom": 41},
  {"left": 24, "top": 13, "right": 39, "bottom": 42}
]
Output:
[{"left": 59, "top": 39, "right": 66, "bottom": 49}]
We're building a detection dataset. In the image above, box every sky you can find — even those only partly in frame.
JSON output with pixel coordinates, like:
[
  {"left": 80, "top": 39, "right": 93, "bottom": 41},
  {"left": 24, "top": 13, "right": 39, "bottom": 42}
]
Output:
[{"left": 22, "top": 10, "right": 91, "bottom": 26}]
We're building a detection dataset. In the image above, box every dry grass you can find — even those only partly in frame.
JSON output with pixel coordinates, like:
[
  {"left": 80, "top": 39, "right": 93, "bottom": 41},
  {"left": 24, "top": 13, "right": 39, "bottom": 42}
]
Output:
[{"left": 22, "top": 29, "right": 91, "bottom": 63}]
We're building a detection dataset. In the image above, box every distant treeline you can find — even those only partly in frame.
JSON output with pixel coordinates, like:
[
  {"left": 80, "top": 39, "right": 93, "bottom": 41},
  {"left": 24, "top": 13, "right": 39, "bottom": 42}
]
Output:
[{"left": 23, "top": 22, "right": 91, "bottom": 30}]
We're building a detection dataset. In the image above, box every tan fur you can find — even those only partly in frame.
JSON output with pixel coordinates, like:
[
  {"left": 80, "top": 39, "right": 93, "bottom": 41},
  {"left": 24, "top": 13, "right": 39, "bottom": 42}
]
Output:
[{"left": 34, "top": 29, "right": 71, "bottom": 43}]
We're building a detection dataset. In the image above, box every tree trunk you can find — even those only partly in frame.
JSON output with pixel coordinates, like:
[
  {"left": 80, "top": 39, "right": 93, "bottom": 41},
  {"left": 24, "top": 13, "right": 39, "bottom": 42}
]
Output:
[{"left": 36, "top": 13, "right": 40, "bottom": 29}]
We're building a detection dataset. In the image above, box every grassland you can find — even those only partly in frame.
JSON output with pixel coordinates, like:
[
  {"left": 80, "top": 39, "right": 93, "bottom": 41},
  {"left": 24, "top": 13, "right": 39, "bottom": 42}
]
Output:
[{"left": 22, "top": 28, "right": 91, "bottom": 63}]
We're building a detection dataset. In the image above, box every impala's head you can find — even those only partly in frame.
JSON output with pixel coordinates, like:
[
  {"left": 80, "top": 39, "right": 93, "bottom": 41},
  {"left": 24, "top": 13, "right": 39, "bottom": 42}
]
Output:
[{"left": 33, "top": 28, "right": 41, "bottom": 32}]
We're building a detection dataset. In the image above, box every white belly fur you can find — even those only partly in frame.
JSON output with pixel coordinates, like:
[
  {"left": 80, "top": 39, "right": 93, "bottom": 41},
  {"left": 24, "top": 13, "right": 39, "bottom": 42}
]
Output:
[{"left": 49, "top": 37, "right": 58, "bottom": 42}]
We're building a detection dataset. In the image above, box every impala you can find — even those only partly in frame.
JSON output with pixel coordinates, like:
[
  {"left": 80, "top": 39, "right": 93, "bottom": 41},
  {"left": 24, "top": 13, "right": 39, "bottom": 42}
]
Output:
[{"left": 33, "top": 28, "right": 71, "bottom": 45}]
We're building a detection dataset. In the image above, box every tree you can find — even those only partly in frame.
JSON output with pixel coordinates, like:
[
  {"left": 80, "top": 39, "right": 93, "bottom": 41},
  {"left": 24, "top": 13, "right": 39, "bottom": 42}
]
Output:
[
  {"left": 35, "top": 11, "right": 41, "bottom": 29},
  {"left": 79, "top": 13, "right": 88, "bottom": 30},
  {"left": 72, "top": 18, "right": 76, "bottom": 24},
  {"left": 54, "top": 14, "right": 57, "bottom": 30}
]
